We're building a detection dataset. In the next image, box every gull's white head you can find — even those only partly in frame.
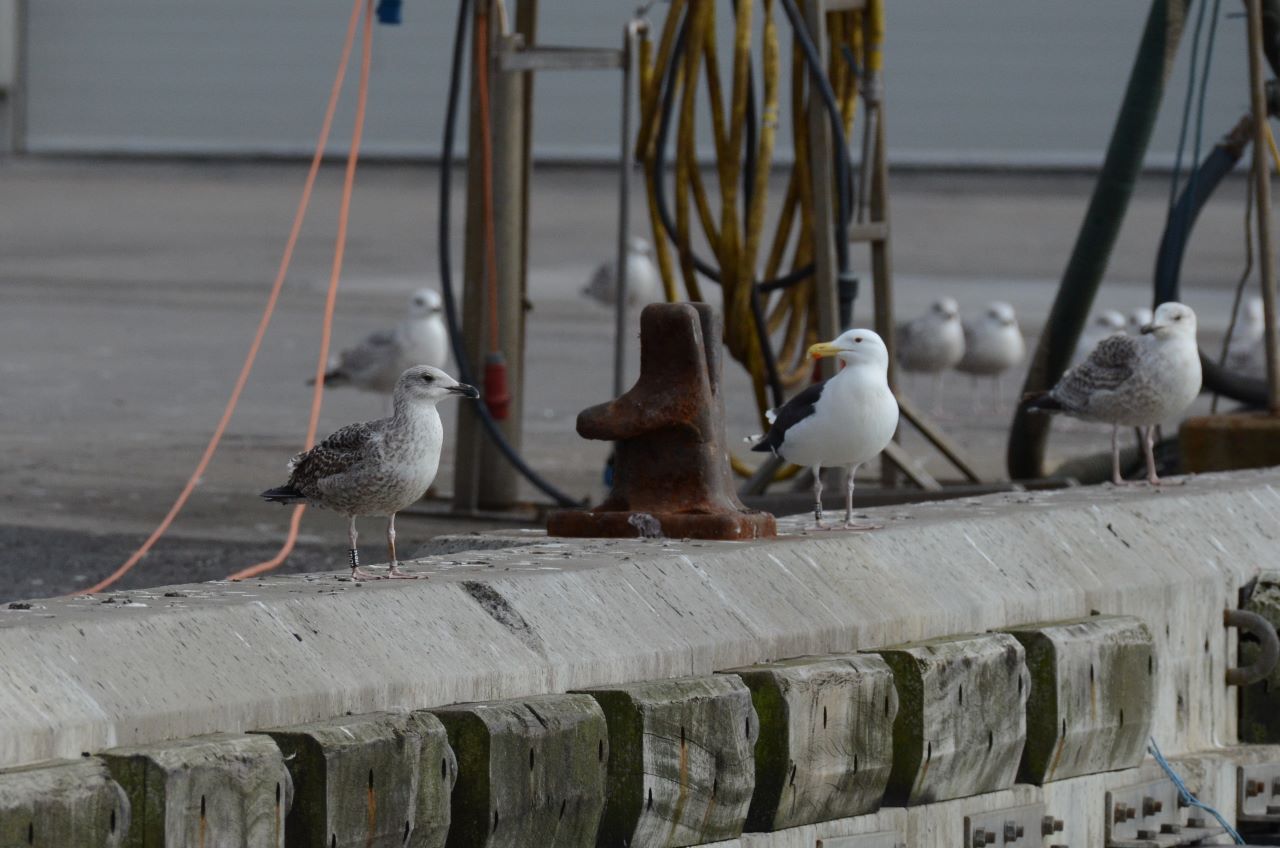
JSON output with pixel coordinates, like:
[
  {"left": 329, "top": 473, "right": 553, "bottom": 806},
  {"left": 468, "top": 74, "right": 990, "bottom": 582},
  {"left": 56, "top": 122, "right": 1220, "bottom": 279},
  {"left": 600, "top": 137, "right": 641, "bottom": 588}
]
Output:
[
  {"left": 629, "top": 236, "right": 653, "bottom": 256},
  {"left": 1093, "top": 310, "right": 1126, "bottom": 332},
  {"left": 408, "top": 288, "right": 443, "bottom": 319},
  {"left": 984, "top": 301, "right": 1017, "bottom": 327},
  {"left": 1140, "top": 302, "right": 1197, "bottom": 341},
  {"left": 808, "top": 329, "right": 890, "bottom": 371},
  {"left": 395, "top": 364, "right": 478, "bottom": 405},
  {"left": 931, "top": 297, "right": 960, "bottom": 321}
]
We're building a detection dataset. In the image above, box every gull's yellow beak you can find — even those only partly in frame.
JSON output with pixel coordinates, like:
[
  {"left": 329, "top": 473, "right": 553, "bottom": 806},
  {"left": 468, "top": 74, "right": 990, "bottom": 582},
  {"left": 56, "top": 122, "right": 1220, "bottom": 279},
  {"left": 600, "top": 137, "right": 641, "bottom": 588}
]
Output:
[{"left": 807, "top": 341, "right": 842, "bottom": 360}]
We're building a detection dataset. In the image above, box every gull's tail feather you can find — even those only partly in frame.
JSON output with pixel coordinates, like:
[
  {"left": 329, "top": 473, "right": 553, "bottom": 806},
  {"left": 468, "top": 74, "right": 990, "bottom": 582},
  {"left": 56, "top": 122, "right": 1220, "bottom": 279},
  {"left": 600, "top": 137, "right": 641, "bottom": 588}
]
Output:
[{"left": 261, "top": 485, "right": 307, "bottom": 505}]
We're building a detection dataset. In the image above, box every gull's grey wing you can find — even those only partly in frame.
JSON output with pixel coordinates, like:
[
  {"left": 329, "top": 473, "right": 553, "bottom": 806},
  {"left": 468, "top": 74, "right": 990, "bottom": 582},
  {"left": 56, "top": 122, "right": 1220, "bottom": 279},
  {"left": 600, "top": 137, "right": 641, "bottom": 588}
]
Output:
[
  {"left": 1051, "top": 333, "right": 1140, "bottom": 412},
  {"left": 287, "top": 421, "right": 383, "bottom": 493},
  {"left": 333, "top": 329, "right": 399, "bottom": 377}
]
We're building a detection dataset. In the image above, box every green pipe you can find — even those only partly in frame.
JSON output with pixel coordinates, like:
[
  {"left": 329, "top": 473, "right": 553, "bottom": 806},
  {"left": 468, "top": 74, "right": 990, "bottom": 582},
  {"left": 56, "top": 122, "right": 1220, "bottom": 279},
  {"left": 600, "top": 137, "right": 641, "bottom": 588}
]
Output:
[{"left": 1007, "top": 0, "right": 1191, "bottom": 479}]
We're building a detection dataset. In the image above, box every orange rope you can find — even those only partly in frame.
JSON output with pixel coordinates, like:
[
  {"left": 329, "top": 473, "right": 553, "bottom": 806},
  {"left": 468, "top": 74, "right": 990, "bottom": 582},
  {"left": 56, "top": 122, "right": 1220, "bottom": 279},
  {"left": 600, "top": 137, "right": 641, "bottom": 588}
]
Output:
[
  {"left": 227, "top": 0, "right": 376, "bottom": 582},
  {"left": 476, "top": 1, "right": 502, "bottom": 352},
  {"left": 76, "top": 0, "right": 366, "bottom": 596}
]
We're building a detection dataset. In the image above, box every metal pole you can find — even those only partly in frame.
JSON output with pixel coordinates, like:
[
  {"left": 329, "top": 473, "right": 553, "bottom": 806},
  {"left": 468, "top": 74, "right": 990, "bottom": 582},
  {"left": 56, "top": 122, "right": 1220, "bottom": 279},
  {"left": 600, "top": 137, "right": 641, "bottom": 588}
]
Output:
[
  {"left": 613, "top": 22, "right": 642, "bottom": 398},
  {"left": 1248, "top": 0, "right": 1280, "bottom": 413},
  {"left": 802, "top": 0, "right": 841, "bottom": 379}
]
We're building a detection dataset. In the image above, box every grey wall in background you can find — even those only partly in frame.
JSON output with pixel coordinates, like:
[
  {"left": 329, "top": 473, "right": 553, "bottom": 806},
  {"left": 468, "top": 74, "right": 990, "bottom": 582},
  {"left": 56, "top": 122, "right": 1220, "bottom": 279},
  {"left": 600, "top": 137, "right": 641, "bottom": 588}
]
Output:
[{"left": 22, "top": 1, "right": 1251, "bottom": 167}]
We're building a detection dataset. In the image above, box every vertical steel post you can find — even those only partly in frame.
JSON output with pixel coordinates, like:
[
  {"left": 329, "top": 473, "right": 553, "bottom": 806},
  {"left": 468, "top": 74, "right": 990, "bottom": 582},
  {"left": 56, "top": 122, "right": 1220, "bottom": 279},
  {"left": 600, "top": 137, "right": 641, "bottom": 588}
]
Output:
[
  {"left": 802, "top": 0, "right": 841, "bottom": 380},
  {"left": 454, "top": 3, "right": 529, "bottom": 511},
  {"left": 1247, "top": 0, "right": 1280, "bottom": 413},
  {"left": 453, "top": 0, "right": 490, "bottom": 513},
  {"left": 613, "top": 22, "right": 643, "bottom": 398}
]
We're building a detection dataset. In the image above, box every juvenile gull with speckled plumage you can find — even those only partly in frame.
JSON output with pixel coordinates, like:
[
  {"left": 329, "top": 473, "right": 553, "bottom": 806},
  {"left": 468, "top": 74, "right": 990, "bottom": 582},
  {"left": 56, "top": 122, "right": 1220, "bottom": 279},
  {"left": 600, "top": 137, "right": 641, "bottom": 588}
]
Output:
[
  {"left": 263, "top": 365, "right": 478, "bottom": 579},
  {"left": 1023, "top": 302, "right": 1202, "bottom": 486}
]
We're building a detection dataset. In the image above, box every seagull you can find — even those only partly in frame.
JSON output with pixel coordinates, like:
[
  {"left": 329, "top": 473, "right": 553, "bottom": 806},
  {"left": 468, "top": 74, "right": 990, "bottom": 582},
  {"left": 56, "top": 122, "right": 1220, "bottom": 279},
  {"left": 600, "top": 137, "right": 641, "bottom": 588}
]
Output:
[
  {"left": 317, "top": 289, "right": 450, "bottom": 394},
  {"left": 1226, "top": 297, "right": 1267, "bottom": 376},
  {"left": 896, "top": 297, "right": 964, "bottom": 410},
  {"left": 956, "top": 301, "right": 1025, "bottom": 406},
  {"left": 1023, "top": 302, "right": 1201, "bottom": 486},
  {"left": 263, "top": 365, "right": 478, "bottom": 580},
  {"left": 1072, "top": 309, "right": 1126, "bottom": 367},
  {"left": 581, "top": 236, "right": 664, "bottom": 308},
  {"left": 752, "top": 329, "right": 899, "bottom": 529}
]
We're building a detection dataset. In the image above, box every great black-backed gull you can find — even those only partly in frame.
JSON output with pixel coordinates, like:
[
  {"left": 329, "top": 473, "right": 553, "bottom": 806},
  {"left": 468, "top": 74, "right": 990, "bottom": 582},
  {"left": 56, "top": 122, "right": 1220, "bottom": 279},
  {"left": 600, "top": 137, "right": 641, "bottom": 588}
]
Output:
[
  {"left": 1024, "top": 302, "right": 1201, "bottom": 485},
  {"left": 263, "top": 365, "right": 478, "bottom": 579},
  {"left": 752, "top": 329, "right": 899, "bottom": 529},
  {"left": 318, "top": 289, "right": 450, "bottom": 394}
]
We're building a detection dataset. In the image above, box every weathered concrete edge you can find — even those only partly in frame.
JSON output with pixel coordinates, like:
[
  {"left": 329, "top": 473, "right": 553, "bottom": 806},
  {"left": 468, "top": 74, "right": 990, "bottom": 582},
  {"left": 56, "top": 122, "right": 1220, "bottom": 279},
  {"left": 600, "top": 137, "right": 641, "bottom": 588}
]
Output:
[{"left": 0, "top": 469, "right": 1276, "bottom": 768}]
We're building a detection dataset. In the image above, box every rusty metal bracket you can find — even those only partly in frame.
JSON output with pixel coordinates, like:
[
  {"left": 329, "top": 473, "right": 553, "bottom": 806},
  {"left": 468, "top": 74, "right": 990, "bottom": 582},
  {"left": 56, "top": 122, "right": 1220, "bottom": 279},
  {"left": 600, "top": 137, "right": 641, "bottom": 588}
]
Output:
[
  {"left": 547, "top": 303, "right": 777, "bottom": 540},
  {"left": 1226, "top": 608, "right": 1280, "bottom": 686},
  {"left": 1238, "top": 762, "right": 1280, "bottom": 822},
  {"left": 965, "top": 802, "right": 1066, "bottom": 848},
  {"left": 1104, "top": 778, "right": 1223, "bottom": 847}
]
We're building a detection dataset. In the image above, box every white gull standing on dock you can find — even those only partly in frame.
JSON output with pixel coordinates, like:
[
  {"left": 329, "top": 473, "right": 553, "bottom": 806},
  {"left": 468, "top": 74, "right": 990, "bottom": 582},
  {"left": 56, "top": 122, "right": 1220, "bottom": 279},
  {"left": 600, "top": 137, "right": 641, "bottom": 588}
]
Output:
[
  {"left": 318, "top": 289, "right": 450, "bottom": 394},
  {"left": 752, "top": 329, "right": 899, "bottom": 529},
  {"left": 896, "top": 297, "right": 964, "bottom": 409},
  {"left": 263, "top": 365, "right": 478, "bottom": 579},
  {"left": 1024, "top": 302, "right": 1201, "bottom": 485},
  {"left": 956, "top": 301, "right": 1025, "bottom": 406}
]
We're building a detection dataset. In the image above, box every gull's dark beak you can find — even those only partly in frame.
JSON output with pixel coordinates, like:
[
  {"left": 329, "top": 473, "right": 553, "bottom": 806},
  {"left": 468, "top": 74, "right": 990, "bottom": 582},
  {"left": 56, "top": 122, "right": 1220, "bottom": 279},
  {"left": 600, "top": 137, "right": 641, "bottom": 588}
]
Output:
[
  {"left": 1140, "top": 323, "right": 1158, "bottom": 335},
  {"left": 450, "top": 383, "right": 480, "bottom": 399}
]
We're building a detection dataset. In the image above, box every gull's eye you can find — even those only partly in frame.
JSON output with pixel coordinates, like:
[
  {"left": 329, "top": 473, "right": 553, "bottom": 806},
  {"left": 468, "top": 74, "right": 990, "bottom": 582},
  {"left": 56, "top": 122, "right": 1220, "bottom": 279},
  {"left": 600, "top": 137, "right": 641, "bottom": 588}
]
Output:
[
  {"left": 854, "top": 337, "right": 863, "bottom": 343},
  {"left": 1173, "top": 315, "right": 1182, "bottom": 321},
  {"left": 422, "top": 374, "right": 434, "bottom": 382}
]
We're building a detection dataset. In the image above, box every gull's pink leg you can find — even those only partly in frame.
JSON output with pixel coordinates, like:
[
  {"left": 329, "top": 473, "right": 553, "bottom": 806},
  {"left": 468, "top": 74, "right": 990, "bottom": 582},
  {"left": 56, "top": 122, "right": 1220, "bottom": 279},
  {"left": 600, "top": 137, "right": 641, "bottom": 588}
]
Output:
[
  {"left": 348, "top": 516, "right": 378, "bottom": 581},
  {"left": 385, "top": 512, "right": 424, "bottom": 579}
]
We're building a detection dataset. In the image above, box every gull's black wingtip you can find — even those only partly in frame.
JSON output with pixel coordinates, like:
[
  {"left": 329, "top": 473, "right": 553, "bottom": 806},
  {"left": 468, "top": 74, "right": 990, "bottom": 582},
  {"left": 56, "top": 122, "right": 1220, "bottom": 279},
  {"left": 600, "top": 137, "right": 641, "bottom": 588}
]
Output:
[
  {"left": 261, "top": 485, "right": 306, "bottom": 504},
  {"left": 1019, "top": 391, "right": 1062, "bottom": 415}
]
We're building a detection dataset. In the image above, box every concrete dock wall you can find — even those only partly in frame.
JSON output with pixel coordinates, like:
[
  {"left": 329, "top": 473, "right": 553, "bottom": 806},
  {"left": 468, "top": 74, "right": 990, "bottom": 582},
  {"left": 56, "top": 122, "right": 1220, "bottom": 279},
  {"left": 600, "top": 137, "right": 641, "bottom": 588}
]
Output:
[{"left": 1, "top": 470, "right": 1278, "bottom": 844}]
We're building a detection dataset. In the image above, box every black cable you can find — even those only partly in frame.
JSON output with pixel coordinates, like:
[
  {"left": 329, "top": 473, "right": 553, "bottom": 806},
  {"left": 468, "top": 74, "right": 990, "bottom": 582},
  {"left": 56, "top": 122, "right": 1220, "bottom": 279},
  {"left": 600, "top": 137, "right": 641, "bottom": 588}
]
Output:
[{"left": 437, "top": 0, "right": 582, "bottom": 508}]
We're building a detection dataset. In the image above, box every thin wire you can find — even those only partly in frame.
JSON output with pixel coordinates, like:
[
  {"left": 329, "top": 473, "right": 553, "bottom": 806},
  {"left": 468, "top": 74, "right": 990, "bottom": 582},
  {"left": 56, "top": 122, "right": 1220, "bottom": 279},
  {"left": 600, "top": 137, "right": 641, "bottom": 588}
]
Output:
[
  {"left": 75, "top": 0, "right": 366, "bottom": 596},
  {"left": 1169, "top": 0, "right": 1209, "bottom": 211},
  {"left": 227, "top": 0, "right": 376, "bottom": 582},
  {"left": 1148, "top": 738, "right": 1245, "bottom": 844},
  {"left": 1214, "top": 159, "right": 1255, "bottom": 413},
  {"left": 1177, "top": 0, "right": 1222, "bottom": 281}
]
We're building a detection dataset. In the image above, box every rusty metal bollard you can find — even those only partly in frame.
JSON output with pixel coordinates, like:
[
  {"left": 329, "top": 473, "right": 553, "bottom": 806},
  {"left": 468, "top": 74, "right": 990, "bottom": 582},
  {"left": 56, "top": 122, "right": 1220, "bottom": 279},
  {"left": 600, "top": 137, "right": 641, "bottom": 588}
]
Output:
[{"left": 547, "top": 302, "right": 777, "bottom": 540}]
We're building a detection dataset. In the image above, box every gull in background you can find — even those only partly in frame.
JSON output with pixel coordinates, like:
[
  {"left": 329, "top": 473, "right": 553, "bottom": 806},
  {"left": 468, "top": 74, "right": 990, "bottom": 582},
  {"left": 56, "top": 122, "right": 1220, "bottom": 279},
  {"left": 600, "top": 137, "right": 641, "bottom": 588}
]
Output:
[{"left": 316, "top": 289, "right": 450, "bottom": 395}]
